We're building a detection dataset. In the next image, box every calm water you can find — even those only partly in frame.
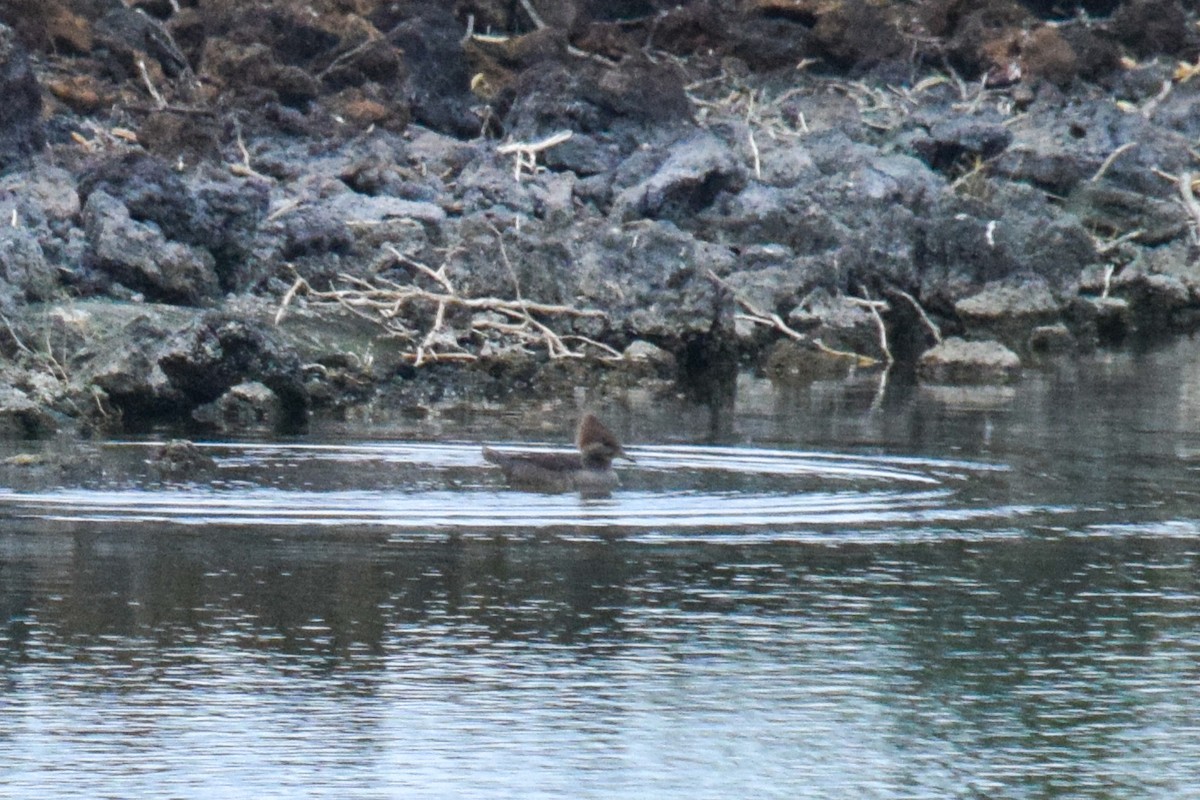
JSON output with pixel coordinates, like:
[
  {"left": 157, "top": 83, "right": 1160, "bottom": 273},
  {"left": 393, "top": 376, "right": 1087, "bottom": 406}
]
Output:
[{"left": 3, "top": 342, "right": 1200, "bottom": 799}]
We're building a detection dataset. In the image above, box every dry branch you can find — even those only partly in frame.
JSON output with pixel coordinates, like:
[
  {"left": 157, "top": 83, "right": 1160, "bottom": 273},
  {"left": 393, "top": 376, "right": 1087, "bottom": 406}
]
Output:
[
  {"left": 497, "top": 130, "right": 573, "bottom": 180},
  {"left": 887, "top": 286, "right": 943, "bottom": 345},
  {"left": 276, "top": 243, "right": 614, "bottom": 365},
  {"left": 849, "top": 290, "right": 893, "bottom": 366},
  {"left": 1177, "top": 171, "right": 1200, "bottom": 243},
  {"left": 1090, "top": 142, "right": 1136, "bottom": 183},
  {"left": 706, "top": 270, "right": 880, "bottom": 367}
]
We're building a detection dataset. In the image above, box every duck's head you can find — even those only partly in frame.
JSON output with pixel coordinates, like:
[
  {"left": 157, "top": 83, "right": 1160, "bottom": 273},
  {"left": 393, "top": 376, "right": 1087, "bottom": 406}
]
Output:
[{"left": 576, "top": 413, "right": 634, "bottom": 468}]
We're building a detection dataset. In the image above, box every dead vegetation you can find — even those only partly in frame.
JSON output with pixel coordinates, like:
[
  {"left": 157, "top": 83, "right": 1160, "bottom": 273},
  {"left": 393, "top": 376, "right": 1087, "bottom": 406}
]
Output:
[{"left": 275, "top": 235, "right": 620, "bottom": 367}]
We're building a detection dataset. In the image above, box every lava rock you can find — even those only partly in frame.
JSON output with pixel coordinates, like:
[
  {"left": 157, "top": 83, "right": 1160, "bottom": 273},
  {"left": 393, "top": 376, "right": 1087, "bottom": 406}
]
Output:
[
  {"left": 954, "top": 279, "right": 1062, "bottom": 351},
  {"left": 151, "top": 439, "right": 217, "bottom": 479},
  {"left": 0, "top": 23, "right": 44, "bottom": 170},
  {"left": 0, "top": 385, "right": 58, "bottom": 438},
  {"left": 83, "top": 190, "right": 220, "bottom": 305},
  {"left": 191, "top": 380, "right": 284, "bottom": 432},
  {"left": 158, "top": 314, "right": 308, "bottom": 432},
  {"left": 917, "top": 337, "right": 1022, "bottom": 385},
  {"left": 0, "top": 226, "right": 57, "bottom": 301},
  {"left": 613, "top": 131, "right": 745, "bottom": 223}
]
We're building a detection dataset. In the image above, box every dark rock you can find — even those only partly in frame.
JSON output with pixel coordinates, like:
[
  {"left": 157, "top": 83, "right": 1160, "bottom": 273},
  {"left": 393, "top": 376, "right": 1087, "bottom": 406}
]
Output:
[
  {"left": 0, "top": 385, "right": 58, "bottom": 438},
  {"left": 1056, "top": 24, "right": 1123, "bottom": 84},
  {"left": 572, "top": 220, "right": 735, "bottom": 348},
  {"left": 1028, "top": 323, "right": 1075, "bottom": 354},
  {"left": 158, "top": 314, "right": 308, "bottom": 432},
  {"left": 83, "top": 190, "right": 220, "bottom": 305},
  {"left": 613, "top": 131, "right": 745, "bottom": 222},
  {"left": 787, "top": 289, "right": 884, "bottom": 361},
  {"left": 937, "top": 0, "right": 1033, "bottom": 82},
  {"left": 79, "top": 153, "right": 199, "bottom": 245},
  {"left": 151, "top": 438, "right": 216, "bottom": 478},
  {"left": 1110, "top": 0, "right": 1193, "bottom": 58},
  {"left": 708, "top": 183, "right": 848, "bottom": 257},
  {"left": 764, "top": 339, "right": 854, "bottom": 383},
  {"left": 917, "top": 337, "right": 1022, "bottom": 385},
  {"left": 541, "top": 132, "right": 623, "bottom": 177},
  {"left": 810, "top": 0, "right": 907, "bottom": 68},
  {"left": 191, "top": 380, "right": 284, "bottom": 432},
  {"left": 1066, "top": 183, "right": 1188, "bottom": 246},
  {"left": 1091, "top": 296, "right": 1132, "bottom": 344},
  {"left": 0, "top": 23, "right": 44, "bottom": 170},
  {"left": 277, "top": 203, "right": 355, "bottom": 262},
  {"left": 728, "top": 14, "right": 812, "bottom": 71},
  {"left": 52, "top": 303, "right": 191, "bottom": 417},
  {"left": 189, "top": 174, "right": 271, "bottom": 291},
  {"left": 621, "top": 339, "right": 677, "bottom": 380},
  {"left": 724, "top": 257, "right": 814, "bottom": 317},
  {"left": 916, "top": 188, "right": 1097, "bottom": 297},
  {"left": 1112, "top": 267, "right": 1193, "bottom": 334},
  {"left": 385, "top": 6, "right": 478, "bottom": 137},
  {"left": 0, "top": 226, "right": 57, "bottom": 301},
  {"left": 504, "top": 56, "right": 692, "bottom": 151},
  {"left": 126, "top": 109, "right": 223, "bottom": 164},
  {"left": 202, "top": 39, "right": 320, "bottom": 108},
  {"left": 0, "top": 163, "right": 80, "bottom": 231},
  {"left": 94, "top": 5, "right": 188, "bottom": 77},
  {"left": 954, "top": 279, "right": 1062, "bottom": 351},
  {"left": 912, "top": 119, "right": 1013, "bottom": 173}
]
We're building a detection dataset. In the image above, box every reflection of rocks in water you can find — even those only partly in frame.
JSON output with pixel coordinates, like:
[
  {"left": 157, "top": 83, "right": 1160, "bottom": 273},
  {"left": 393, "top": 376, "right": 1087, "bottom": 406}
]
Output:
[
  {"left": 919, "top": 383, "right": 1017, "bottom": 412},
  {"left": 150, "top": 439, "right": 216, "bottom": 480},
  {"left": 0, "top": 437, "right": 102, "bottom": 490}
]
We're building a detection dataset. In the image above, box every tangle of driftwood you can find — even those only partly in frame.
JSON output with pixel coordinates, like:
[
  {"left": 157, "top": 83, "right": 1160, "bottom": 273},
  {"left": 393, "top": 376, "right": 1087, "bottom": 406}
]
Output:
[{"left": 275, "top": 247, "right": 619, "bottom": 366}]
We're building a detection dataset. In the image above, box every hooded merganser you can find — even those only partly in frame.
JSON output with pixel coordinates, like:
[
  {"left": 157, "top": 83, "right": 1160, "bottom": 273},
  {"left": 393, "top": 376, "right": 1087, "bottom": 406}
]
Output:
[{"left": 482, "top": 413, "right": 633, "bottom": 495}]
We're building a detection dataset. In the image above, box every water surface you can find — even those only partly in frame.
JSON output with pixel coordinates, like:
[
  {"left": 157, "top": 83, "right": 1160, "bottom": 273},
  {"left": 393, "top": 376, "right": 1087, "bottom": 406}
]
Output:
[{"left": 3, "top": 342, "right": 1200, "bottom": 799}]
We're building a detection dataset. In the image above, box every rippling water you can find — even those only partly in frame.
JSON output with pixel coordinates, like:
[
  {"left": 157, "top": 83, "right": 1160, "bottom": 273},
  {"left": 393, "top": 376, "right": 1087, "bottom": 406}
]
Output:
[
  {"left": 3, "top": 343, "right": 1200, "bottom": 799},
  {"left": 0, "top": 442, "right": 1028, "bottom": 535}
]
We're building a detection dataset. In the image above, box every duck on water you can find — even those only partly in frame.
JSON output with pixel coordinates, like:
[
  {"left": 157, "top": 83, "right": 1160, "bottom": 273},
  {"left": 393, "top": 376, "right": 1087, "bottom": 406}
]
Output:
[{"left": 482, "top": 413, "right": 634, "bottom": 496}]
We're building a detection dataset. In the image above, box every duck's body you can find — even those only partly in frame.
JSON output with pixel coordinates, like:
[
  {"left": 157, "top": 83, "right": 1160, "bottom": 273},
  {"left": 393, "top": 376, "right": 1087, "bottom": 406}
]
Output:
[{"left": 482, "top": 413, "right": 631, "bottom": 496}]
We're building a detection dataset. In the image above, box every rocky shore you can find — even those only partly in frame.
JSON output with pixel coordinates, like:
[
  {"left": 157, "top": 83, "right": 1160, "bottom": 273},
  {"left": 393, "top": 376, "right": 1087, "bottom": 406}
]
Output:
[{"left": 1, "top": 0, "right": 1199, "bottom": 441}]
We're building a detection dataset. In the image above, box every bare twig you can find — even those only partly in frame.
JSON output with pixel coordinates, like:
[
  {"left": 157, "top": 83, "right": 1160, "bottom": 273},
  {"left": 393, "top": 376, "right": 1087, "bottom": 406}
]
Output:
[
  {"left": 1092, "top": 228, "right": 1144, "bottom": 255},
  {"left": 517, "top": 0, "right": 547, "bottom": 30},
  {"left": 138, "top": 59, "right": 167, "bottom": 109},
  {"left": 747, "top": 127, "right": 761, "bottom": 180},
  {"left": 850, "top": 289, "right": 893, "bottom": 366},
  {"left": 318, "top": 33, "right": 381, "bottom": 80},
  {"left": 485, "top": 223, "right": 616, "bottom": 360},
  {"left": 413, "top": 300, "right": 449, "bottom": 367},
  {"left": 275, "top": 274, "right": 307, "bottom": 325},
  {"left": 265, "top": 197, "right": 304, "bottom": 223},
  {"left": 1090, "top": 142, "right": 1136, "bottom": 182},
  {"left": 496, "top": 129, "right": 573, "bottom": 180},
  {"left": 1177, "top": 171, "right": 1200, "bottom": 243},
  {"left": 706, "top": 270, "right": 879, "bottom": 366},
  {"left": 229, "top": 122, "right": 271, "bottom": 182},
  {"left": 0, "top": 312, "right": 33, "bottom": 355},
  {"left": 888, "top": 287, "right": 943, "bottom": 344},
  {"left": 1101, "top": 264, "right": 1115, "bottom": 299},
  {"left": 384, "top": 244, "right": 455, "bottom": 294},
  {"left": 1140, "top": 79, "right": 1173, "bottom": 118},
  {"left": 562, "top": 335, "right": 625, "bottom": 360},
  {"left": 276, "top": 246, "right": 610, "bottom": 365}
]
